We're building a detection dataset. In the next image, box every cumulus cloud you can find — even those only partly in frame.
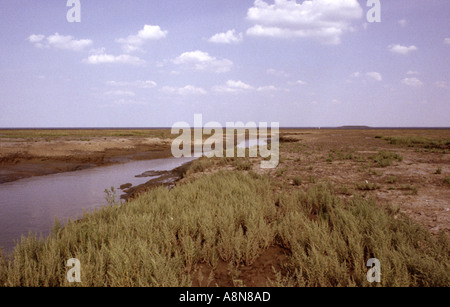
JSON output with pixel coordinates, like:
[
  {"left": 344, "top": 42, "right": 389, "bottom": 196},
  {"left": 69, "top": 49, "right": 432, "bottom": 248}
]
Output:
[
  {"left": 209, "top": 30, "right": 243, "bottom": 44},
  {"left": 104, "top": 90, "right": 136, "bottom": 97},
  {"left": 106, "top": 80, "right": 157, "bottom": 89},
  {"left": 213, "top": 80, "right": 254, "bottom": 93},
  {"left": 257, "top": 85, "right": 279, "bottom": 91},
  {"left": 84, "top": 53, "right": 145, "bottom": 65},
  {"left": 161, "top": 85, "right": 207, "bottom": 96},
  {"left": 213, "top": 80, "right": 280, "bottom": 93},
  {"left": 116, "top": 25, "right": 168, "bottom": 53},
  {"left": 366, "top": 72, "right": 383, "bottom": 82},
  {"left": 246, "top": 0, "right": 363, "bottom": 45},
  {"left": 350, "top": 71, "right": 382, "bottom": 82},
  {"left": 402, "top": 77, "right": 423, "bottom": 87},
  {"left": 444, "top": 38, "right": 450, "bottom": 45},
  {"left": 28, "top": 33, "right": 92, "bottom": 51},
  {"left": 173, "top": 50, "right": 233, "bottom": 73},
  {"left": 227, "top": 80, "right": 253, "bottom": 90},
  {"left": 388, "top": 44, "right": 418, "bottom": 55}
]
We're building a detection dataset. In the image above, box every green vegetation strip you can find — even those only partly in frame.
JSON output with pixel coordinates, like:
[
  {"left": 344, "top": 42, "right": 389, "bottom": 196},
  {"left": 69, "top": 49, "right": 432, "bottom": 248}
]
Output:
[
  {"left": 0, "top": 129, "right": 175, "bottom": 140},
  {"left": 377, "top": 136, "right": 450, "bottom": 153},
  {"left": 0, "top": 171, "right": 448, "bottom": 287}
]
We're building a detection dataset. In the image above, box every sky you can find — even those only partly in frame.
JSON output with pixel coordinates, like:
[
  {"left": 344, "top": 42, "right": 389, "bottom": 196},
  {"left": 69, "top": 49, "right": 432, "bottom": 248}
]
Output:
[{"left": 0, "top": 0, "right": 449, "bottom": 128}]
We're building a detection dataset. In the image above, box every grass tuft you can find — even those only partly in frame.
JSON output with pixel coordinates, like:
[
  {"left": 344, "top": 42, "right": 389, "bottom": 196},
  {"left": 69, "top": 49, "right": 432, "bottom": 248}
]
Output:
[{"left": 0, "top": 172, "right": 448, "bottom": 287}]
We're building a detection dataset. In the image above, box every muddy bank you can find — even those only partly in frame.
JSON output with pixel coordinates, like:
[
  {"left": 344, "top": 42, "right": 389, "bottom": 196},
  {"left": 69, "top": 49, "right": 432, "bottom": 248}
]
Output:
[
  {"left": 0, "top": 138, "right": 173, "bottom": 184},
  {"left": 120, "top": 161, "right": 194, "bottom": 200}
]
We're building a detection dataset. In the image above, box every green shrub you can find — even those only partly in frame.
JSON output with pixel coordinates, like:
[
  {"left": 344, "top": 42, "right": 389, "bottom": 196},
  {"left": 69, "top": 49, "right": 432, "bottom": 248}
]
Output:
[
  {"left": 293, "top": 177, "right": 302, "bottom": 186},
  {"left": 386, "top": 176, "right": 398, "bottom": 184},
  {"left": 369, "top": 151, "right": 403, "bottom": 168},
  {"left": 356, "top": 181, "right": 380, "bottom": 191},
  {"left": 443, "top": 176, "right": 450, "bottom": 185}
]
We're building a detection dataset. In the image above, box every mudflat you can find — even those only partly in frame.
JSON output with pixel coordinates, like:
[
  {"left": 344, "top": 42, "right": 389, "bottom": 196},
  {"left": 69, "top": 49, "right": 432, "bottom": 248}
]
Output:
[{"left": 0, "top": 129, "right": 174, "bottom": 184}]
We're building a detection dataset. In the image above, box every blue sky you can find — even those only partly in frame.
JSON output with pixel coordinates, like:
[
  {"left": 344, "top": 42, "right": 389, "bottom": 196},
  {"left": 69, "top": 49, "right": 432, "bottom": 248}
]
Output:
[{"left": 0, "top": 0, "right": 449, "bottom": 128}]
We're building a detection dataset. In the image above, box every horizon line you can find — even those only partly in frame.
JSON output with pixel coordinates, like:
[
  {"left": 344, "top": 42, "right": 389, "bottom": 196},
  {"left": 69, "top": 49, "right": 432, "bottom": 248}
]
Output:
[{"left": 1, "top": 126, "right": 449, "bottom": 130}]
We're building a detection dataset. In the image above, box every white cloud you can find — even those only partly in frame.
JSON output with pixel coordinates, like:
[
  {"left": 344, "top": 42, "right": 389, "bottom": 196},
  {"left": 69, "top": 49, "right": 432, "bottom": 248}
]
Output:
[
  {"left": 267, "top": 68, "right": 290, "bottom": 78},
  {"left": 366, "top": 72, "right": 383, "bottom": 82},
  {"left": 109, "top": 99, "right": 148, "bottom": 106},
  {"left": 161, "top": 85, "right": 207, "bottom": 96},
  {"left": 227, "top": 80, "right": 253, "bottom": 90},
  {"left": 402, "top": 77, "right": 423, "bottom": 87},
  {"left": 388, "top": 44, "right": 418, "bottom": 55},
  {"left": 444, "top": 38, "right": 450, "bottom": 45},
  {"left": 116, "top": 25, "right": 168, "bottom": 53},
  {"left": 209, "top": 30, "right": 243, "bottom": 44},
  {"left": 398, "top": 19, "right": 408, "bottom": 27},
  {"left": 104, "top": 90, "right": 136, "bottom": 97},
  {"left": 173, "top": 50, "right": 233, "bottom": 73},
  {"left": 106, "top": 80, "right": 157, "bottom": 89},
  {"left": 84, "top": 53, "right": 145, "bottom": 65},
  {"left": 257, "top": 85, "right": 279, "bottom": 91},
  {"left": 350, "top": 72, "right": 361, "bottom": 78},
  {"left": 406, "top": 70, "right": 419, "bottom": 75},
  {"left": 246, "top": 0, "right": 363, "bottom": 45},
  {"left": 213, "top": 80, "right": 280, "bottom": 93},
  {"left": 213, "top": 80, "right": 254, "bottom": 93},
  {"left": 28, "top": 34, "right": 45, "bottom": 43},
  {"left": 295, "top": 80, "right": 307, "bottom": 85},
  {"left": 28, "top": 33, "right": 92, "bottom": 51},
  {"left": 435, "top": 81, "right": 448, "bottom": 89}
]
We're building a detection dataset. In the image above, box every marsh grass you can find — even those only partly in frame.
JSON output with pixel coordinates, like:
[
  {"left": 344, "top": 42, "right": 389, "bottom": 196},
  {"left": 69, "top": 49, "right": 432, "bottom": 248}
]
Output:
[
  {"left": 369, "top": 151, "right": 403, "bottom": 168},
  {"left": 444, "top": 176, "right": 450, "bottom": 185},
  {"left": 292, "top": 176, "right": 302, "bottom": 186},
  {"left": 0, "top": 129, "right": 176, "bottom": 140},
  {"left": 386, "top": 176, "right": 398, "bottom": 184},
  {"left": 355, "top": 181, "right": 380, "bottom": 191},
  {"left": 379, "top": 136, "right": 450, "bottom": 153},
  {"left": 0, "top": 171, "right": 448, "bottom": 287},
  {"left": 274, "top": 185, "right": 449, "bottom": 287},
  {"left": 397, "top": 185, "right": 419, "bottom": 195}
]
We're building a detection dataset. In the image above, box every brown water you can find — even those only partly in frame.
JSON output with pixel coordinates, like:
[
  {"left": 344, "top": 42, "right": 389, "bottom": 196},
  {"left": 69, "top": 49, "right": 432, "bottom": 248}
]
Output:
[{"left": 0, "top": 157, "right": 195, "bottom": 254}]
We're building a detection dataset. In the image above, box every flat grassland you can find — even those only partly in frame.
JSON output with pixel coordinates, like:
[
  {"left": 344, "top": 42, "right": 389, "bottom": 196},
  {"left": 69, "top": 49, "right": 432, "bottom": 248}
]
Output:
[{"left": 0, "top": 129, "right": 449, "bottom": 287}]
